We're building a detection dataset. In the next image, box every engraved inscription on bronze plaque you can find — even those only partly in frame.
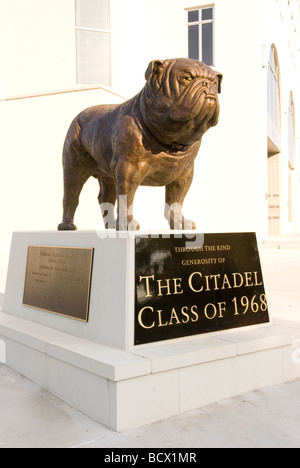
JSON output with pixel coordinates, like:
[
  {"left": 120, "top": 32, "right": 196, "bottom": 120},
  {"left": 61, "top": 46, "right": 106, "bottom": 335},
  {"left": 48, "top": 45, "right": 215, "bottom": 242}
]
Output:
[
  {"left": 135, "top": 233, "right": 270, "bottom": 345},
  {"left": 23, "top": 246, "right": 94, "bottom": 321}
]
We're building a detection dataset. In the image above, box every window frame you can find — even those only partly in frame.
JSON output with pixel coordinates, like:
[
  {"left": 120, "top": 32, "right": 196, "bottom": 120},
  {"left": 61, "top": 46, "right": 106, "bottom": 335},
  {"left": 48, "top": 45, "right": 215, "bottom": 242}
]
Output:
[{"left": 186, "top": 5, "right": 215, "bottom": 66}]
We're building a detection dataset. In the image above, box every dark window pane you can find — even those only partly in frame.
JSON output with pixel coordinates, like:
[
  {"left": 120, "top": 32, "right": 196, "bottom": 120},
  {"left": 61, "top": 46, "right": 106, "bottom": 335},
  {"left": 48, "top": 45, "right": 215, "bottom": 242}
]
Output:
[
  {"left": 202, "top": 8, "right": 213, "bottom": 21},
  {"left": 202, "top": 22, "right": 213, "bottom": 65},
  {"left": 188, "top": 25, "right": 199, "bottom": 60},
  {"left": 188, "top": 10, "right": 199, "bottom": 23}
]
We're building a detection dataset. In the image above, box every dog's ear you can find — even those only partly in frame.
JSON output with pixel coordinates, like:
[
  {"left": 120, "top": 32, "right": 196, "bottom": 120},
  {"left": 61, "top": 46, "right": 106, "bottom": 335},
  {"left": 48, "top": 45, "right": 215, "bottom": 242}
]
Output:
[
  {"left": 145, "top": 60, "right": 164, "bottom": 81},
  {"left": 216, "top": 72, "right": 223, "bottom": 94}
]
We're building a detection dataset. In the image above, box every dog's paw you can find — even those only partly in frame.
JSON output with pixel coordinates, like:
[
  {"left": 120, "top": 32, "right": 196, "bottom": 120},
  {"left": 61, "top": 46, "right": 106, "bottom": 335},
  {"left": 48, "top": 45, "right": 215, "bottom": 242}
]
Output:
[
  {"left": 117, "top": 219, "right": 140, "bottom": 231},
  {"left": 183, "top": 219, "right": 196, "bottom": 230},
  {"left": 170, "top": 217, "right": 196, "bottom": 230},
  {"left": 57, "top": 222, "right": 77, "bottom": 231},
  {"left": 128, "top": 219, "right": 140, "bottom": 231}
]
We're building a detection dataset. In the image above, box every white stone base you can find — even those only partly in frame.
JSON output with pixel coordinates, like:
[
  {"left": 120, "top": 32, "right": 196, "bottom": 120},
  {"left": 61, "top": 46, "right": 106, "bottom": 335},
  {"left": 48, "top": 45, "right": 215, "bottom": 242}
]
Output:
[
  {"left": 1, "top": 231, "right": 300, "bottom": 431},
  {"left": 1, "top": 310, "right": 300, "bottom": 431},
  {"left": 3, "top": 231, "right": 136, "bottom": 351}
]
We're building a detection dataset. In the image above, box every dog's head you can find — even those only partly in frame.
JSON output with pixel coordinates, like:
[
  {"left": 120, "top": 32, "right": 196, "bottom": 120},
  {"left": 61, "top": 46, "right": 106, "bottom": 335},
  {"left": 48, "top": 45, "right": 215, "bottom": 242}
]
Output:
[{"left": 144, "top": 58, "right": 222, "bottom": 134}]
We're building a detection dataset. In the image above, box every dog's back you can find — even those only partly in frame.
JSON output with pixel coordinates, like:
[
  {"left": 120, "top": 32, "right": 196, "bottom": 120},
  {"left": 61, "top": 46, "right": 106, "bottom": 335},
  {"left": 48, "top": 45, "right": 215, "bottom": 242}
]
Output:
[{"left": 63, "top": 103, "right": 121, "bottom": 165}]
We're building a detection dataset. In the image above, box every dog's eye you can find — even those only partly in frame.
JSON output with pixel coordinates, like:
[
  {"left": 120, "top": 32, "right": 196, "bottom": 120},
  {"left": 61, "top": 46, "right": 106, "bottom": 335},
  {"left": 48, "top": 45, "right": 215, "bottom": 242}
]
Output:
[{"left": 180, "top": 75, "right": 193, "bottom": 84}]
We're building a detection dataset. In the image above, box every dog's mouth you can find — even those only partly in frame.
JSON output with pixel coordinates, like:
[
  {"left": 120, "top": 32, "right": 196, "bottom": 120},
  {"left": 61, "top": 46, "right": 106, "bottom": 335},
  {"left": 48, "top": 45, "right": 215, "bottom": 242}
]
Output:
[
  {"left": 169, "top": 81, "right": 218, "bottom": 122},
  {"left": 196, "top": 94, "right": 219, "bottom": 124}
]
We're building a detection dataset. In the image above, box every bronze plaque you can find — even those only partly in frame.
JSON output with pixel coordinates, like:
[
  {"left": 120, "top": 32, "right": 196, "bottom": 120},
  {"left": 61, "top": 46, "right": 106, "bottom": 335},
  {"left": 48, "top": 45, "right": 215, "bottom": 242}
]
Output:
[{"left": 23, "top": 246, "right": 94, "bottom": 321}]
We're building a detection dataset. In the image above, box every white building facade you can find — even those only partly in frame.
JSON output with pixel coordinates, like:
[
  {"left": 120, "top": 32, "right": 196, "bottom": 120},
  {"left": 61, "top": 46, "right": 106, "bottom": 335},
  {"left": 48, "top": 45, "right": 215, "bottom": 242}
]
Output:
[{"left": 0, "top": 0, "right": 300, "bottom": 293}]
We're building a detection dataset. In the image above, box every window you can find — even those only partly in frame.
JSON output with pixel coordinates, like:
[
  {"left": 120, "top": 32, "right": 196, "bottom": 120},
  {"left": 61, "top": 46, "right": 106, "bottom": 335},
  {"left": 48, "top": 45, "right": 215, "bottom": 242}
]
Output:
[
  {"left": 187, "top": 6, "right": 214, "bottom": 66},
  {"left": 75, "top": 0, "right": 111, "bottom": 86},
  {"left": 267, "top": 46, "right": 280, "bottom": 128}
]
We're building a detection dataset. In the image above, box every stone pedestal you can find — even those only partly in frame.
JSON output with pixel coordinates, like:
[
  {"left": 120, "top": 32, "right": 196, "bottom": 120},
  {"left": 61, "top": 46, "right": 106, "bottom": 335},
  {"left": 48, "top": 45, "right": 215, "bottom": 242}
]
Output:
[
  {"left": 1, "top": 231, "right": 300, "bottom": 431},
  {"left": 3, "top": 231, "right": 135, "bottom": 350}
]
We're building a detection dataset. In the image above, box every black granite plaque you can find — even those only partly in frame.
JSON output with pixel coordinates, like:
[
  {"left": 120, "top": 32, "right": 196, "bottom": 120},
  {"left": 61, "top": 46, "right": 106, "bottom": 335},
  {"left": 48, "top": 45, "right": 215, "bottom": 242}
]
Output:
[
  {"left": 23, "top": 246, "right": 94, "bottom": 321},
  {"left": 134, "top": 233, "right": 269, "bottom": 345}
]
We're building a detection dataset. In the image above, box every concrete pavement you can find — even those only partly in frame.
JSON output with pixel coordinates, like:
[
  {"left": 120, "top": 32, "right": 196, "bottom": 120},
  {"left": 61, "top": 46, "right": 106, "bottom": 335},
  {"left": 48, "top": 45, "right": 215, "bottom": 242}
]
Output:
[
  {"left": 0, "top": 363, "right": 299, "bottom": 448},
  {"left": 0, "top": 242, "right": 300, "bottom": 448}
]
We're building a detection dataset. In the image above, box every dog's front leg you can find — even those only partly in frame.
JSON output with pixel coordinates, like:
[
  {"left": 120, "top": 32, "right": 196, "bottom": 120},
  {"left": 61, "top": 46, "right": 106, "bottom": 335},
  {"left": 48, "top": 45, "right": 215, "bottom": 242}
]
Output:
[{"left": 165, "top": 167, "right": 196, "bottom": 230}]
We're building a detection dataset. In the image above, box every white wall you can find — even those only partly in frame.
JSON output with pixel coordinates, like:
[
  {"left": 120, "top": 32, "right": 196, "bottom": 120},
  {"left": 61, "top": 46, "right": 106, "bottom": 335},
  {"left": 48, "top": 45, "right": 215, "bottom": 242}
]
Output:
[
  {"left": 110, "top": 0, "right": 186, "bottom": 98},
  {"left": 0, "top": 0, "right": 75, "bottom": 97}
]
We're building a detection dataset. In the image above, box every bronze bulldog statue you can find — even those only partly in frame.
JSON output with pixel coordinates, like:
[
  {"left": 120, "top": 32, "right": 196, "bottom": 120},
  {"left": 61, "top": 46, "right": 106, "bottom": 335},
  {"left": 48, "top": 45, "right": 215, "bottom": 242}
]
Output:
[{"left": 58, "top": 58, "right": 222, "bottom": 231}]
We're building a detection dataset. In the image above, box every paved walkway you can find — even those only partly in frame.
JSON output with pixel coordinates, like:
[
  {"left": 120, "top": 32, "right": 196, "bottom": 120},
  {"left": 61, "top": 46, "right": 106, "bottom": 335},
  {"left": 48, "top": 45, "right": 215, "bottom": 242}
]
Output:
[{"left": 0, "top": 244, "right": 300, "bottom": 448}]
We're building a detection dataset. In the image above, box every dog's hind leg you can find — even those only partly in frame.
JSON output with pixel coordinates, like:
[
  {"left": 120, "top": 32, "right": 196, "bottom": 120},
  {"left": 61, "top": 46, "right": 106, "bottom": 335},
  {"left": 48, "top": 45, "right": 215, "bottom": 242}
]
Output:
[
  {"left": 58, "top": 147, "right": 96, "bottom": 231},
  {"left": 98, "top": 176, "right": 117, "bottom": 229}
]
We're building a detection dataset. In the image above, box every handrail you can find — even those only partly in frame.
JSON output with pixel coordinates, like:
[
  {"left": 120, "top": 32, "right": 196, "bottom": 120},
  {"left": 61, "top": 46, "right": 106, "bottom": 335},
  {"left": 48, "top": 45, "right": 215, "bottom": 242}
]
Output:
[{"left": 0, "top": 85, "right": 127, "bottom": 102}]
